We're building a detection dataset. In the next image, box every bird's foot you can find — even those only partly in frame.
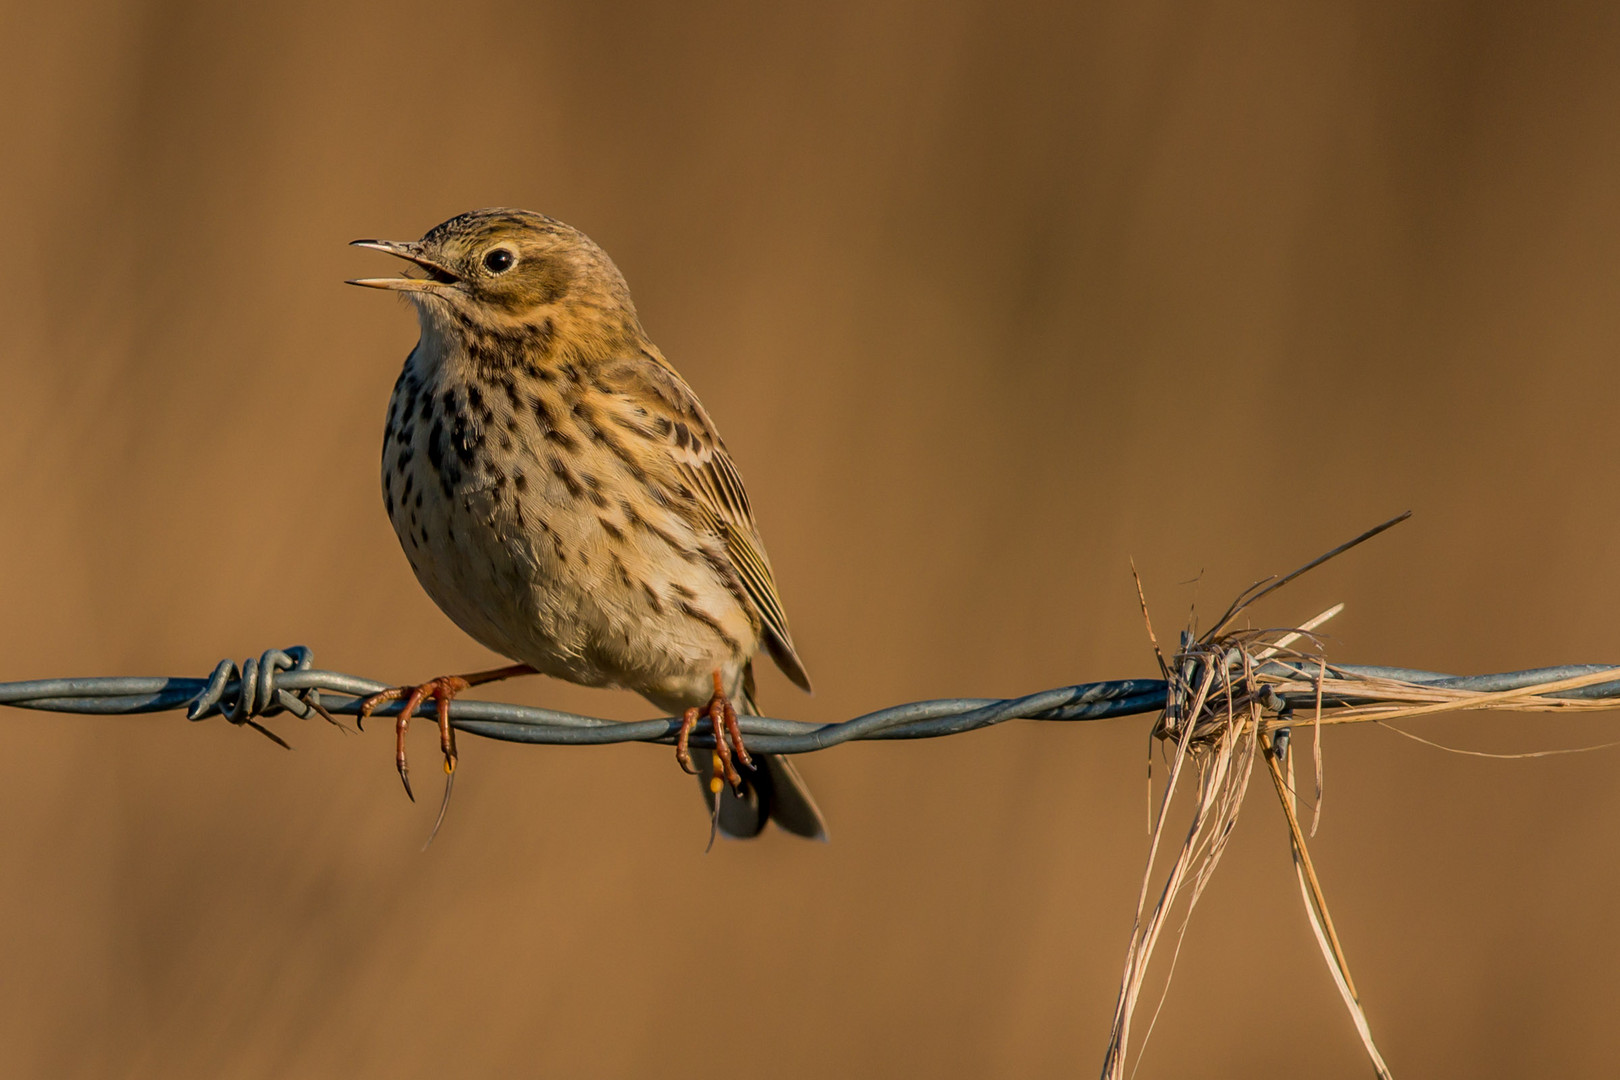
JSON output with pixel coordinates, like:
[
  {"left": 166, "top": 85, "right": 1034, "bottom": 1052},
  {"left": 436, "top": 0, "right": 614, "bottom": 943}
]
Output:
[
  {"left": 674, "top": 671, "right": 753, "bottom": 793},
  {"left": 356, "top": 663, "right": 536, "bottom": 803},
  {"left": 357, "top": 675, "right": 468, "bottom": 803}
]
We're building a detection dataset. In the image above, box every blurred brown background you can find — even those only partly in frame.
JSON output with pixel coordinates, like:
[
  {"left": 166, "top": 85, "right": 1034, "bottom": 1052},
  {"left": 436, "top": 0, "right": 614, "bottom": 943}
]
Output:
[{"left": 3, "top": 1, "right": 1619, "bottom": 1076}]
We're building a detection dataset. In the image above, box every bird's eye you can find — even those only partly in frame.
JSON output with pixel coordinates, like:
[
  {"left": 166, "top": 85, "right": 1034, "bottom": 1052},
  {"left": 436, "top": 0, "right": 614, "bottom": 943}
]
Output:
[{"left": 483, "top": 248, "right": 515, "bottom": 274}]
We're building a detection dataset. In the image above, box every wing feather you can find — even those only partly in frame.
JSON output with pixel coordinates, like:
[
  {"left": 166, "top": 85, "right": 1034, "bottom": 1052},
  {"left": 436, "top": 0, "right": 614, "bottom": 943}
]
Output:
[{"left": 604, "top": 347, "right": 813, "bottom": 692}]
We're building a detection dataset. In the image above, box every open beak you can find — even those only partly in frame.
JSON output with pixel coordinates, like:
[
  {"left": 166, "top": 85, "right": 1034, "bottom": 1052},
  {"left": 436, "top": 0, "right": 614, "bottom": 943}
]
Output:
[{"left": 346, "top": 239, "right": 460, "bottom": 291}]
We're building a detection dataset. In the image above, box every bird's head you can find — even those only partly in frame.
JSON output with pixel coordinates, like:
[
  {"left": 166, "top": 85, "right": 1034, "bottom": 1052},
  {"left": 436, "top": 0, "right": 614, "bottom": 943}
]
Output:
[{"left": 348, "top": 208, "right": 640, "bottom": 347}]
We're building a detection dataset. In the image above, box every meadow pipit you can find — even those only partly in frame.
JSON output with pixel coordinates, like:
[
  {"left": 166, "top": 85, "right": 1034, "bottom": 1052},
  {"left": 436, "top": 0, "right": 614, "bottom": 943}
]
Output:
[{"left": 347, "top": 208, "right": 825, "bottom": 840}]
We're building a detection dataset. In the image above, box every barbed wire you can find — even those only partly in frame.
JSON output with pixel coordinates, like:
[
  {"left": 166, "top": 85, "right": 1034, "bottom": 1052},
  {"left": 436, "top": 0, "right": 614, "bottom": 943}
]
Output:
[
  {"left": 10, "top": 508, "right": 1613, "bottom": 1080},
  {"left": 3, "top": 644, "right": 1619, "bottom": 750},
  {"left": 8, "top": 628, "right": 1620, "bottom": 1080}
]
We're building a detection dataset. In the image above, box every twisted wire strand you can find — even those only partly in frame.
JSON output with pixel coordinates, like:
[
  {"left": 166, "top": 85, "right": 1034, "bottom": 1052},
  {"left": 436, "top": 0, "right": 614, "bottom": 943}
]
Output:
[{"left": 2, "top": 647, "right": 1619, "bottom": 752}]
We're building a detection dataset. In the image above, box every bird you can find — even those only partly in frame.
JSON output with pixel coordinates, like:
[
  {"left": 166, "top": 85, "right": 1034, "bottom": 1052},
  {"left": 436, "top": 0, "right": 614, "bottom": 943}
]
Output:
[{"left": 346, "top": 207, "right": 825, "bottom": 841}]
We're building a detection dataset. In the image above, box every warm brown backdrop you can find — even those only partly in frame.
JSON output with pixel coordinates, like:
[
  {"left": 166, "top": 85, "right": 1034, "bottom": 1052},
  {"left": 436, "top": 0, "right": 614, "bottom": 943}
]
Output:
[{"left": 3, "top": 2, "right": 1619, "bottom": 1077}]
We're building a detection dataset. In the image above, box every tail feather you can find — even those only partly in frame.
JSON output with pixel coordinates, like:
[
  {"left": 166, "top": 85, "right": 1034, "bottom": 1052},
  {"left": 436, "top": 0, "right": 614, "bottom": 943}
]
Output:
[
  {"left": 756, "top": 753, "right": 828, "bottom": 840},
  {"left": 697, "top": 684, "right": 828, "bottom": 841}
]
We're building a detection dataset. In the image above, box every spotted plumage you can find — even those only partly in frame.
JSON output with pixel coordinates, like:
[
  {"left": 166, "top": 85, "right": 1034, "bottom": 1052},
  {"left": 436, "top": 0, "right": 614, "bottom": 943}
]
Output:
[{"left": 349, "top": 208, "right": 824, "bottom": 839}]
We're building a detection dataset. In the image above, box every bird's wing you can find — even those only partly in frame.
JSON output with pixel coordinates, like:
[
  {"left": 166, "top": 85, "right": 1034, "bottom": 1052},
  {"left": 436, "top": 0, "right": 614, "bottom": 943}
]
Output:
[{"left": 599, "top": 345, "right": 813, "bottom": 693}]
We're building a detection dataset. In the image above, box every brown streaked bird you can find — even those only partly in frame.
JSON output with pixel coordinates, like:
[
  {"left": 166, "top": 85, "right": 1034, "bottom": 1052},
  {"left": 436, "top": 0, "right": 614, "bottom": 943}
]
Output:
[{"left": 347, "top": 208, "right": 825, "bottom": 841}]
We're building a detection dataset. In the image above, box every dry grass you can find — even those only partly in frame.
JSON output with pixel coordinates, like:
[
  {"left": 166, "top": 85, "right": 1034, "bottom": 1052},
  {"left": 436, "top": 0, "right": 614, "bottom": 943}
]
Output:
[{"left": 1101, "top": 515, "right": 1620, "bottom": 1080}]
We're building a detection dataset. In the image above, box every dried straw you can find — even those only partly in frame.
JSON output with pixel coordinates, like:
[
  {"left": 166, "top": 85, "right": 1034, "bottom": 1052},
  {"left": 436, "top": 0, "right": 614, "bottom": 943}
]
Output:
[{"left": 1101, "top": 513, "right": 1620, "bottom": 1079}]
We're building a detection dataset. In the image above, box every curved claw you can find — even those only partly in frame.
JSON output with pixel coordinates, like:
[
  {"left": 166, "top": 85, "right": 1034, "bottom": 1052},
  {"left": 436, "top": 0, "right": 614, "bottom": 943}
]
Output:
[
  {"left": 397, "top": 752, "right": 415, "bottom": 802},
  {"left": 424, "top": 770, "right": 454, "bottom": 850}
]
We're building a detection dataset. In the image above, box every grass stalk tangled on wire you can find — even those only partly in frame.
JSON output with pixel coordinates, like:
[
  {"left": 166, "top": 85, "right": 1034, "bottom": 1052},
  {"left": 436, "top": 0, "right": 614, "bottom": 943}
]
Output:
[{"left": 1101, "top": 512, "right": 1620, "bottom": 1080}]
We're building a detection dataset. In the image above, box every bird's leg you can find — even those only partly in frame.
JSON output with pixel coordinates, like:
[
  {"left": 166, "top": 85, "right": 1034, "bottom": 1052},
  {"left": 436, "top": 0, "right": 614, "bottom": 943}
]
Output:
[
  {"left": 357, "top": 663, "right": 536, "bottom": 800},
  {"left": 673, "top": 671, "right": 752, "bottom": 793},
  {"left": 711, "top": 670, "right": 752, "bottom": 775}
]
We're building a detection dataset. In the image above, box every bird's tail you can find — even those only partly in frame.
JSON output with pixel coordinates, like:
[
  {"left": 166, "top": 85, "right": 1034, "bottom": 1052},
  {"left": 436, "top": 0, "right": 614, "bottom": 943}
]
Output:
[{"left": 698, "top": 687, "right": 828, "bottom": 841}]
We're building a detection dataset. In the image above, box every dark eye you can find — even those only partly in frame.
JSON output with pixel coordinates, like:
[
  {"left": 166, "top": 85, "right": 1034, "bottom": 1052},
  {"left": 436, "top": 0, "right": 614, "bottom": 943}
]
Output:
[{"left": 483, "top": 248, "right": 515, "bottom": 274}]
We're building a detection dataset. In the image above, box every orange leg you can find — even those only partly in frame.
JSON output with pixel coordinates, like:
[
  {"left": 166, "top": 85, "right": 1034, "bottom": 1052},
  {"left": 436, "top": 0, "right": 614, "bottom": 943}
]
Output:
[
  {"left": 358, "top": 663, "right": 535, "bottom": 800},
  {"left": 673, "top": 671, "right": 752, "bottom": 792}
]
